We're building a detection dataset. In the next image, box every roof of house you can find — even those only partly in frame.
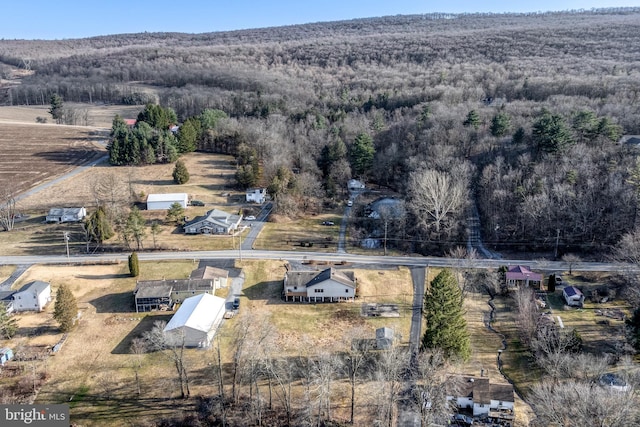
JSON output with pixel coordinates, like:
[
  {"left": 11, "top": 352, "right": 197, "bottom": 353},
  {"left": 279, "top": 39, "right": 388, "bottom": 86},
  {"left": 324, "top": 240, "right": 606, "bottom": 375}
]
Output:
[
  {"left": 134, "top": 282, "right": 173, "bottom": 299},
  {"left": 246, "top": 188, "right": 266, "bottom": 193},
  {"left": 0, "top": 291, "right": 16, "bottom": 302},
  {"left": 305, "top": 268, "right": 356, "bottom": 289},
  {"left": 124, "top": 119, "right": 137, "bottom": 126},
  {"left": 47, "top": 207, "right": 85, "bottom": 217},
  {"left": 490, "top": 383, "right": 514, "bottom": 403},
  {"left": 171, "top": 278, "right": 214, "bottom": 293},
  {"left": 147, "top": 193, "right": 188, "bottom": 203},
  {"left": 190, "top": 266, "right": 229, "bottom": 280},
  {"left": 620, "top": 135, "right": 640, "bottom": 145},
  {"left": 563, "top": 286, "right": 583, "bottom": 297},
  {"left": 164, "top": 293, "right": 225, "bottom": 333},
  {"left": 505, "top": 265, "right": 542, "bottom": 281},
  {"left": 16, "top": 281, "right": 50, "bottom": 295},
  {"left": 184, "top": 209, "right": 242, "bottom": 229}
]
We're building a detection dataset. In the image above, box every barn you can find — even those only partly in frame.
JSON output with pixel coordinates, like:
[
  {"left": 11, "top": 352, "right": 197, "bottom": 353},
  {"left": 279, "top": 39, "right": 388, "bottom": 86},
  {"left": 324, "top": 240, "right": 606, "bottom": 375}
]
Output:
[
  {"left": 163, "top": 293, "right": 226, "bottom": 348},
  {"left": 146, "top": 193, "right": 188, "bottom": 210}
]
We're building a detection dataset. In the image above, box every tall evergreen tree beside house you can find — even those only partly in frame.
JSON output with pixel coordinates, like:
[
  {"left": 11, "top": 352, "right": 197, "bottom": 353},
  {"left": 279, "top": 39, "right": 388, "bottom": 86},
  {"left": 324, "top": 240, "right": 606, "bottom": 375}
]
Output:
[
  {"left": 422, "top": 269, "right": 471, "bottom": 361},
  {"left": 53, "top": 284, "right": 78, "bottom": 333}
]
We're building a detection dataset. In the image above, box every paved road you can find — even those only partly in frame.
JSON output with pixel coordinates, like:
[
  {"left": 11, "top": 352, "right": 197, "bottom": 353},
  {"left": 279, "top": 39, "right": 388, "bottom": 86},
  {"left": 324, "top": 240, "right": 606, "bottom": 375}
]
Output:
[{"left": 240, "top": 202, "right": 272, "bottom": 251}]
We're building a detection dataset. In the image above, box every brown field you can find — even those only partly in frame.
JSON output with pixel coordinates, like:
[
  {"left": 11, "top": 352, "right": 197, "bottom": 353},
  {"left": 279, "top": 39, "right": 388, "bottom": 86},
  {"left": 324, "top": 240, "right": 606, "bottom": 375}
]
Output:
[{"left": 0, "top": 104, "right": 145, "bottom": 128}]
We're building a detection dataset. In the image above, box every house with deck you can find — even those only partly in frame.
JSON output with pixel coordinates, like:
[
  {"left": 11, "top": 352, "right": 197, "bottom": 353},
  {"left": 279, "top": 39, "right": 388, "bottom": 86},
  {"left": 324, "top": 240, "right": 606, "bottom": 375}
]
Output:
[
  {"left": 184, "top": 209, "right": 242, "bottom": 234},
  {"left": 505, "top": 265, "right": 542, "bottom": 289},
  {"left": 283, "top": 267, "right": 356, "bottom": 302},
  {"left": 133, "top": 281, "right": 174, "bottom": 312}
]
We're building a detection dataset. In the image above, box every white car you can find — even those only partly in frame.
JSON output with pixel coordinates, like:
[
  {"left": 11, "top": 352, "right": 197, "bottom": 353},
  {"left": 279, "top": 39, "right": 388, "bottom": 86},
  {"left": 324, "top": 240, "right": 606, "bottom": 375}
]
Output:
[
  {"left": 245, "top": 215, "right": 256, "bottom": 221},
  {"left": 347, "top": 200, "right": 353, "bottom": 207}
]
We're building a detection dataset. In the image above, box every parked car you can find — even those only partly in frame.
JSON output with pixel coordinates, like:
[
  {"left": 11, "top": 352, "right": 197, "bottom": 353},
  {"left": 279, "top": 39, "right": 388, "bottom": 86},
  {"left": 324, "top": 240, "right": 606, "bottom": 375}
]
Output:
[
  {"left": 554, "top": 274, "right": 563, "bottom": 284},
  {"left": 232, "top": 297, "right": 240, "bottom": 310},
  {"left": 245, "top": 215, "right": 256, "bottom": 221},
  {"left": 347, "top": 200, "right": 353, "bottom": 207},
  {"left": 321, "top": 221, "right": 335, "bottom": 226},
  {"left": 190, "top": 200, "right": 205, "bottom": 206}
]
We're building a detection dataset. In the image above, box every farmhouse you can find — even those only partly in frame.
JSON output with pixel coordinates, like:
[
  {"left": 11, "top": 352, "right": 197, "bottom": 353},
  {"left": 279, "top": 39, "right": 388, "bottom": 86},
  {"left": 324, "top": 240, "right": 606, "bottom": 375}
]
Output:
[
  {"left": 563, "top": 285, "right": 585, "bottom": 307},
  {"left": 46, "top": 207, "right": 86, "bottom": 223},
  {"left": 163, "top": 293, "right": 226, "bottom": 348},
  {"left": 146, "top": 193, "right": 188, "bottom": 210},
  {"left": 184, "top": 209, "right": 242, "bottom": 234},
  {"left": 246, "top": 188, "right": 267, "bottom": 204},
  {"left": 505, "top": 265, "right": 542, "bottom": 289},
  {"left": 12, "top": 281, "right": 51, "bottom": 312},
  {"left": 190, "top": 266, "right": 229, "bottom": 289},
  {"left": 134, "top": 281, "right": 174, "bottom": 312},
  {"left": 283, "top": 267, "right": 356, "bottom": 302},
  {"left": 448, "top": 376, "right": 515, "bottom": 421}
]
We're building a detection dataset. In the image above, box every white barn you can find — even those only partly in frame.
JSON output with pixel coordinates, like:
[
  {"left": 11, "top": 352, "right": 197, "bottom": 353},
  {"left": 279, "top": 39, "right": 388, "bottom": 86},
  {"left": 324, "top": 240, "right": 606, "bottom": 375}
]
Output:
[
  {"left": 163, "top": 293, "right": 226, "bottom": 348},
  {"left": 147, "top": 193, "right": 189, "bottom": 210},
  {"left": 13, "top": 281, "right": 51, "bottom": 312}
]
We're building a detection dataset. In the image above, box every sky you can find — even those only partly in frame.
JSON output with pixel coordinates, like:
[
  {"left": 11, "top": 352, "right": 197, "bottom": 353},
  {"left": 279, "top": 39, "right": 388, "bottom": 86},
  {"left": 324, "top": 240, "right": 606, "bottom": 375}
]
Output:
[{"left": 2, "top": 0, "right": 638, "bottom": 40}]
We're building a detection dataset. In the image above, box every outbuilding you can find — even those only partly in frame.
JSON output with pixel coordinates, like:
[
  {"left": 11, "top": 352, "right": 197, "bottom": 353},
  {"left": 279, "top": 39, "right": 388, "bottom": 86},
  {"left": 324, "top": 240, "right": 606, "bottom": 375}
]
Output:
[
  {"left": 146, "top": 193, "right": 188, "bottom": 210},
  {"left": 0, "top": 348, "right": 13, "bottom": 365},
  {"left": 563, "top": 286, "right": 585, "bottom": 307},
  {"left": 163, "top": 293, "right": 226, "bottom": 348}
]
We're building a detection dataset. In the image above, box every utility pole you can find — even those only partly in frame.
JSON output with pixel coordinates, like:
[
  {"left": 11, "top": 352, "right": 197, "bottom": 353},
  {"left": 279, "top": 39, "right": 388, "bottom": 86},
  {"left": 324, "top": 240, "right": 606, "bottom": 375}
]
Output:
[
  {"left": 63, "top": 231, "right": 70, "bottom": 261},
  {"left": 384, "top": 220, "right": 388, "bottom": 256},
  {"left": 554, "top": 229, "right": 560, "bottom": 260}
]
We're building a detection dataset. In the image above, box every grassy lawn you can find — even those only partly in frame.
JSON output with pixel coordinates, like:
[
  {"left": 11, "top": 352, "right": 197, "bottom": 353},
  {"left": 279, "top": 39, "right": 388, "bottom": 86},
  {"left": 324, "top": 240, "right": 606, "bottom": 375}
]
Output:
[
  {"left": 0, "top": 264, "right": 16, "bottom": 282},
  {"left": 254, "top": 214, "right": 343, "bottom": 252}
]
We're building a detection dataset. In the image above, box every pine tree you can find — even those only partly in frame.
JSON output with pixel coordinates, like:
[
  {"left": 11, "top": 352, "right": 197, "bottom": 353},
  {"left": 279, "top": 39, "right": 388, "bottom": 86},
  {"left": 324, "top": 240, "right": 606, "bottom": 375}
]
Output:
[
  {"left": 172, "top": 160, "right": 190, "bottom": 184},
  {"left": 85, "top": 206, "right": 114, "bottom": 244},
  {"left": 129, "top": 251, "right": 140, "bottom": 277},
  {"left": 532, "top": 110, "right": 574, "bottom": 154},
  {"left": 349, "top": 132, "right": 375, "bottom": 178},
  {"left": 463, "top": 110, "right": 480, "bottom": 129},
  {"left": 490, "top": 112, "right": 511, "bottom": 137},
  {"left": 422, "top": 269, "right": 471, "bottom": 361},
  {"left": 0, "top": 302, "right": 18, "bottom": 339},
  {"left": 49, "top": 93, "right": 64, "bottom": 124},
  {"left": 166, "top": 202, "right": 185, "bottom": 225},
  {"left": 53, "top": 284, "right": 78, "bottom": 333}
]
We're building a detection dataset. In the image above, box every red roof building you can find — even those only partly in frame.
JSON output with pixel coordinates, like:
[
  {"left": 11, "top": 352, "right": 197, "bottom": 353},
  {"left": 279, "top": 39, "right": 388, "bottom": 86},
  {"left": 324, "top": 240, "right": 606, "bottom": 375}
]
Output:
[{"left": 505, "top": 265, "right": 542, "bottom": 288}]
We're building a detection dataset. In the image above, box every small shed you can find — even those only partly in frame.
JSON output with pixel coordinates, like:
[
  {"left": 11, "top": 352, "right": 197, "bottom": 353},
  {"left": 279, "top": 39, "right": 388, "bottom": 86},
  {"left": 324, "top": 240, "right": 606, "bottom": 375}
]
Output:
[
  {"left": 563, "top": 286, "right": 585, "bottom": 307},
  {"left": 0, "top": 348, "right": 13, "bottom": 365},
  {"left": 375, "top": 327, "right": 395, "bottom": 350},
  {"left": 146, "top": 193, "right": 188, "bottom": 210},
  {"left": 246, "top": 188, "right": 267, "bottom": 204}
]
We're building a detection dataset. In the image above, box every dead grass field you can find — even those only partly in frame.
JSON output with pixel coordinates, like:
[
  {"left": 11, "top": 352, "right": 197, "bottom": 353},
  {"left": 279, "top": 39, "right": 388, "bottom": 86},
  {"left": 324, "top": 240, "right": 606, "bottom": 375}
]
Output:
[
  {"left": 255, "top": 213, "right": 343, "bottom": 252},
  {"left": 0, "top": 265, "right": 17, "bottom": 283},
  {"left": 0, "top": 104, "right": 145, "bottom": 128}
]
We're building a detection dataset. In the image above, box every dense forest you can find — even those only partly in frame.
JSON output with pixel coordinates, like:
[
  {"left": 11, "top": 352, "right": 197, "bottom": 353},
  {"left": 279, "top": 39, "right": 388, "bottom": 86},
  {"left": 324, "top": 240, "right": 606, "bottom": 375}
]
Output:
[{"left": 2, "top": 8, "right": 640, "bottom": 258}]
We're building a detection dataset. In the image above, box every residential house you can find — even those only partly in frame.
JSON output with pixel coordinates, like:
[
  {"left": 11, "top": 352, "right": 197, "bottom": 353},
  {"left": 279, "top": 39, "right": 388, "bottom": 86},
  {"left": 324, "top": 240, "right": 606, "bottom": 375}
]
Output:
[
  {"left": 133, "top": 281, "right": 174, "bottom": 312},
  {"left": 46, "top": 207, "right": 86, "bottom": 223},
  {"left": 184, "top": 209, "right": 242, "bottom": 235},
  {"left": 246, "top": 188, "right": 267, "bottom": 204},
  {"left": 505, "top": 265, "right": 542, "bottom": 289},
  {"left": 146, "top": 193, "right": 188, "bottom": 210},
  {"left": 170, "top": 279, "right": 215, "bottom": 304},
  {"left": 283, "top": 267, "right": 356, "bottom": 302},
  {"left": 348, "top": 179, "right": 365, "bottom": 191},
  {"left": 620, "top": 135, "right": 640, "bottom": 146},
  {"left": 562, "top": 285, "right": 585, "bottom": 307},
  {"left": 163, "top": 293, "right": 226, "bottom": 348},
  {"left": 124, "top": 119, "right": 137, "bottom": 127},
  {"left": 12, "top": 281, "right": 51, "bottom": 312},
  {"left": 190, "top": 266, "right": 229, "bottom": 289},
  {"left": 449, "top": 375, "right": 514, "bottom": 421}
]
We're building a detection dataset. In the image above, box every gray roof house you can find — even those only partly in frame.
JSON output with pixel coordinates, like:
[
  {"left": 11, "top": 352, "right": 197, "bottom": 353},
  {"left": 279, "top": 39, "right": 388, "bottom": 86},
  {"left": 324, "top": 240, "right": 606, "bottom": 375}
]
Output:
[
  {"left": 46, "top": 207, "right": 87, "bottom": 223},
  {"left": 283, "top": 268, "right": 356, "bottom": 302},
  {"left": 13, "top": 281, "right": 51, "bottom": 312},
  {"left": 184, "top": 209, "right": 242, "bottom": 235},
  {"left": 190, "top": 266, "right": 229, "bottom": 289},
  {"left": 134, "top": 281, "right": 174, "bottom": 312}
]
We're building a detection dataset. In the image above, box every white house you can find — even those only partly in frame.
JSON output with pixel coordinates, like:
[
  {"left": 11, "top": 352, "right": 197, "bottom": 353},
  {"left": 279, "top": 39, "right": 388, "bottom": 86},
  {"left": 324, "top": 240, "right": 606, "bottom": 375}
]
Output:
[
  {"left": 246, "top": 188, "right": 267, "bottom": 204},
  {"left": 563, "top": 286, "right": 585, "bottom": 307},
  {"left": 348, "top": 179, "right": 365, "bottom": 191},
  {"left": 46, "top": 207, "right": 86, "bottom": 223},
  {"left": 184, "top": 209, "right": 242, "bottom": 234},
  {"left": 146, "top": 193, "right": 189, "bottom": 210},
  {"left": 449, "top": 376, "right": 514, "bottom": 420},
  {"left": 163, "top": 293, "right": 226, "bottom": 348},
  {"left": 283, "top": 268, "right": 356, "bottom": 302},
  {"left": 12, "top": 281, "right": 51, "bottom": 312}
]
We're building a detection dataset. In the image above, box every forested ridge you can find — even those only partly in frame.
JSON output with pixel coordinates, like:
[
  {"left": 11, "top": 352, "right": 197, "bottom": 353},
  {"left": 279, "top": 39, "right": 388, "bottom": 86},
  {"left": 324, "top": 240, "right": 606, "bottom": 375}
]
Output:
[{"left": 2, "top": 8, "right": 640, "bottom": 258}]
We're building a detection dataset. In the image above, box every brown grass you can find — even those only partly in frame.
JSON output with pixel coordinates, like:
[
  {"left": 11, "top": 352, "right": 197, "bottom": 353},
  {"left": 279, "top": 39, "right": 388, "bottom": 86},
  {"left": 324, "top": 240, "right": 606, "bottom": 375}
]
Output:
[{"left": 0, "top": 104, "right": 146, "bottom": 128}]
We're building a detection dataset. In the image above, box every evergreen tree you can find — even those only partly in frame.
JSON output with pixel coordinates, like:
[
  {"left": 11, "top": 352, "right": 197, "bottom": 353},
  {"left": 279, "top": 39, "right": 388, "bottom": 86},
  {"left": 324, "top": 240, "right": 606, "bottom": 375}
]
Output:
[
  {"left": 199, "top": 108, "right": 227, "bottom": 131},
  {"left": 53, "top": 284, "right": 78, "bottom": 333},
  {"left": 125, "top": 207, "right": 146, "bottom": 250},
  {"left": 172, "top": 160, "right": 190, "bottom": 184},
  {"left": 137, "top": 104, "right": 177, "bottom": 130},
  {"left": 166, "top": 202, "right": 185, "bottom": 225},
  {"left": 176, "top": 117, "right": 200, "bottom": 153},
  {"left": 128, "top": 251, "right": 140, "bottom": 277},
  {"left": 0, "top": 302, "right": 18, "bottom": 339},
  {"left": 422, "top": 269, "right": 471, "bottom": 361},
  {"left": 532, "top": 110, "right": 574, "bottom": 154},
  {"left": 85, "top": 206, "right": 114, "bottom": 244},
  {"left": 512, "top": 127, "right": 526, "bottom": 144},
  {"left": 49, "top": 93, "right": 64, "bottom": 124},
  {"left": 548, "top": 274, "right": 556, "bottom": 293},
  {"left": 349, "top": 132, "right": 375, "bottom": 178},
  {"left": 490, "top": 112, "right": 511, "bottom": 137},
  {"left": 463, "top": 110, "right": 480, "bottom": 129}
]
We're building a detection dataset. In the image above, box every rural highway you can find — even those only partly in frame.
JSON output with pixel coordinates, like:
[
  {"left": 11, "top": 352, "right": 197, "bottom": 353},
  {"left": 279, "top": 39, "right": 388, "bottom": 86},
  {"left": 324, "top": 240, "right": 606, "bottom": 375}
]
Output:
[{"left": 0, "top": 249, "right": 635, "bottom": 273}]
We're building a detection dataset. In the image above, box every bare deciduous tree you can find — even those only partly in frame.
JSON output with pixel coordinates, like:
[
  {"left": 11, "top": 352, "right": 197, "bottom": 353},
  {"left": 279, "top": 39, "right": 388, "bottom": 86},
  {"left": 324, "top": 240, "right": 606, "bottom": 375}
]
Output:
[{"left": 0, "top": 192, "right": 17, "bottom": 232}]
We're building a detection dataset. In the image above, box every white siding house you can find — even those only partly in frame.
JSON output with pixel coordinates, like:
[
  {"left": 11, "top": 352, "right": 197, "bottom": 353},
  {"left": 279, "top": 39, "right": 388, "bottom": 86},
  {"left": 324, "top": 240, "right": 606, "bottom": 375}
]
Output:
[
  {"left": 146, "top": 193, "right": 189, "bottom": 210},
  {"left": 448, "top": 376, "right": 515, "bottom": 421},
  {"left": 184, "top": 209, "right": 242, "bottom": 234},
  {"left": 246, "top": 188, "right": 267, "bottom": 204},
  {"left": 163, "top": 293, "right": 226, "bottom": 348},
  {"left": 13, "top": 281, "right": 51, "bottom": 312},
  {"left": 563, "top": 286, "right": 585, "bottom": 307},
  {"left": 283, "top": 268, "right": 356, "bottom": 302},
  {"left": 46, "top": 207, "right": 86, "bottom": 223}
]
